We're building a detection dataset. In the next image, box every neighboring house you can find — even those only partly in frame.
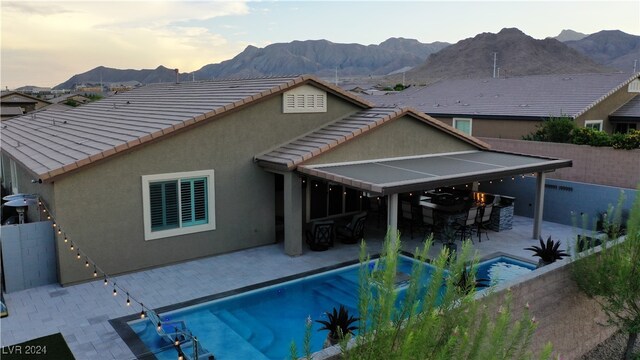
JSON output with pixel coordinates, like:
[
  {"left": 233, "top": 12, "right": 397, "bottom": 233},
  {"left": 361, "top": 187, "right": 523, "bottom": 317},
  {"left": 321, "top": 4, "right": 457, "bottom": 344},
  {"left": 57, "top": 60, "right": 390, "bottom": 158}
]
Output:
[
  {"left": 49, "top": 93, "right": 92, "bottom": 106},
  {"left": 0, "top": 75, "right": 569, "bottom": 285},
  {"left": 609, "top": 95, "right": 640, "bottom": 132},
  {"left": 364, "top": 73, "right": 640, "bottom": 138},
  {"left": 0, "top": 91, "right": 51, "bottom": 120}
]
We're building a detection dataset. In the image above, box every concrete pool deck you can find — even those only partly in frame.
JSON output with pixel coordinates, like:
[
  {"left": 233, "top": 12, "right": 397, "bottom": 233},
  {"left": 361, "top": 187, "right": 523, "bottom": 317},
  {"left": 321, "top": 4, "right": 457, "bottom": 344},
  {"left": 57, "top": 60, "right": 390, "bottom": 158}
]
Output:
[{"left": 0, "top": 216, "right": 578, "bottom": 359}]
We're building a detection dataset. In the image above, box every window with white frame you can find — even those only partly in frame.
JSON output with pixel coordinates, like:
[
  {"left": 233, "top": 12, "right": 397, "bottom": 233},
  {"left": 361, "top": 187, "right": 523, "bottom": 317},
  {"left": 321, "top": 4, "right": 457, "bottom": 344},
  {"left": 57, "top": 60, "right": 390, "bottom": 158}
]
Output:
[
  {"left": 282, "top": 85, "right": 327, "bottom": 113},
  {"left": 142, "top": 170, "right": 215, "bottom": 241},
  {"left": 584, "top": 120, "right": 603, "bottom": 131},
  {"left": 453, "top": 118, "right": 472, "bottom": 135}
]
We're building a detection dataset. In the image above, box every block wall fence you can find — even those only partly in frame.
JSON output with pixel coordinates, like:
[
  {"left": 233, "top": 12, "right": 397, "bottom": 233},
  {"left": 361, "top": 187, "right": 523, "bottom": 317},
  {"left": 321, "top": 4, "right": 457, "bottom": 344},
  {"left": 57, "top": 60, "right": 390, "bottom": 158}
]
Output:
[
  {"left": 314, "top": 257, "right": 615, "bottom": 360},
  {"left": 480, "top": 138, "right": 640, "bottom": 190}
]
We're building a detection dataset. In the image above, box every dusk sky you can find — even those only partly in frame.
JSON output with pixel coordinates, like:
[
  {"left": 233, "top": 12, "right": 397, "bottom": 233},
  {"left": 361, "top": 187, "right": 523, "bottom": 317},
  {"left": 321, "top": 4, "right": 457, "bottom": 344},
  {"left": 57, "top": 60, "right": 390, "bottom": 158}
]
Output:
[{"left": 1, "top": 1, "right": 639, "bottom": 89}]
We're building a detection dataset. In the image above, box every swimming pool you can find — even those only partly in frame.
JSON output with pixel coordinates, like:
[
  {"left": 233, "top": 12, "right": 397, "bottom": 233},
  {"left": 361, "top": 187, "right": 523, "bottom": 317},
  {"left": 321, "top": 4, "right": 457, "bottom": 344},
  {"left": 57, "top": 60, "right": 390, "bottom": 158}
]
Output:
[
  {"left": 128, "top": 255, "right": 434, "bottom": 360},
  {"left": 127, "top": 254, "right": 536, "bottom": 359},
  {"left": 475, "top": 255, "right": 537, "bottom": 287}
]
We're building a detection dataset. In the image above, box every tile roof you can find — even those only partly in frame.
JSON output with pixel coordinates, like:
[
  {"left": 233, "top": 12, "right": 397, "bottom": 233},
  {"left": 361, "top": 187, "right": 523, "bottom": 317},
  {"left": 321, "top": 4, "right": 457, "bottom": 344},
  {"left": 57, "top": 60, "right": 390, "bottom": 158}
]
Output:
[
  {"left": 362, "top": 73, "right": 639, "bottom": 119},
  {"left": 255, "top": 107, "right": 489, "bottom": 170},
  {"left": 1, "top": 107, "right": 24, "bottom": 116},
  {"left": 0, "top": 76, "right": 372, "bottom": 182},
  {"left": 611, "top": 95, "right": 640, "bottom": 119}
]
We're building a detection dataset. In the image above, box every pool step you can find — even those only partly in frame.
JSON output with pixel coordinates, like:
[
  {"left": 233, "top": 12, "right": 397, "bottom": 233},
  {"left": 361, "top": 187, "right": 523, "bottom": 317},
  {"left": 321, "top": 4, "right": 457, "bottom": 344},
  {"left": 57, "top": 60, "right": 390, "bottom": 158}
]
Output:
[
  {"left": 190, "top": 311, "right": 270, "bottom": 360},
  {"left": 232, "top": 309, "right": 276, "bottom": 351},
  {"left": 313, "top": 282, "right": 358, "bottom": 313},
  {"left": 214, "top": 309, "right": 276, "bottom": 352}
]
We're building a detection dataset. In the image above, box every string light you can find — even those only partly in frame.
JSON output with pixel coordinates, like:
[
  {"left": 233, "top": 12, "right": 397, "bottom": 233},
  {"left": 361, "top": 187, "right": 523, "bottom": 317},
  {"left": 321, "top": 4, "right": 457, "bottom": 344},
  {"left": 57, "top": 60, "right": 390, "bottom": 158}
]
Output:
[
  {"left": 39, "top": 196, "right": 154, "bottom": 332},
  {"left": 157, "top": 322, "right": 162, "bottom": 331},
  {"left": 140, "top": 303, "right": 146, "bottom": 319},
  {"left": 174, "top": 336, "right": 180, "bottom": 346},
  {"left": 511, "top": 176, "right": 515, "bottom": 181},
  {"left": 489, "top": 180, "right": 493, "bottom": 184}
]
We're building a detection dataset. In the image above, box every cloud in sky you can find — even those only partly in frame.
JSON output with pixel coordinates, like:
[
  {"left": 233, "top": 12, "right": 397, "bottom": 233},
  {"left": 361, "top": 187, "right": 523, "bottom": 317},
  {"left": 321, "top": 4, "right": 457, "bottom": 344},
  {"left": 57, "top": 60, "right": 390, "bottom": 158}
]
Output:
[
  {"left": 1, "top": 1, "right": 639, "bottom": 89},
  {"left": 1, "top": 1, "right": 250, "bottom": 88}
]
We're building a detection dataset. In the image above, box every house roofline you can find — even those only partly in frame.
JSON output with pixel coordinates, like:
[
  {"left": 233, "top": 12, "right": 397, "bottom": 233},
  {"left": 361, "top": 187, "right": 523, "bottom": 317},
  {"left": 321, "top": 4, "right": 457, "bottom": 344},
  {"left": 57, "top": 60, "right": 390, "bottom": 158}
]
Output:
[
  {"left": 573, "top": 72, "right": 640, "bottom": 119},
  {"left": 6, "top": 75, "right": 373, "bottom": 183}
]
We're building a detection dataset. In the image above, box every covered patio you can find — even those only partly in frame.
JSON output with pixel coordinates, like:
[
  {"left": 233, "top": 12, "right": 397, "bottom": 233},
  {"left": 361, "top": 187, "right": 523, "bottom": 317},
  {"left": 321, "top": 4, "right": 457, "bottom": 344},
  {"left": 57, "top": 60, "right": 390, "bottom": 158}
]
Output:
[
  {"left": 255, "top": 107, "right": 572, "bottom": 256},
  {"left": 297, "top": 149, "right": 572, "bottom": 247}
]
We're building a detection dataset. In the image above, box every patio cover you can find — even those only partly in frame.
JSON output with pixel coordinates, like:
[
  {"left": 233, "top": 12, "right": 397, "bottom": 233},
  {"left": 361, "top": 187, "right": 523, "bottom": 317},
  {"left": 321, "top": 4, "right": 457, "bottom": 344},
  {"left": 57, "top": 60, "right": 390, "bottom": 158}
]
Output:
[{"left": 297, "top": 150, "right": 572, "bottom": 195}]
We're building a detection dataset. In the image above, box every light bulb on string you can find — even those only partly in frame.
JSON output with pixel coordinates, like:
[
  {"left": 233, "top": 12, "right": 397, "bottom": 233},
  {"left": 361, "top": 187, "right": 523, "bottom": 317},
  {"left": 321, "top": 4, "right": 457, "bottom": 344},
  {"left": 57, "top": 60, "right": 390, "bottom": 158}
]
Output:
[
  {"left": 70, "top": 243, "right": 74, "bottom": 251},
  {"left": 85, "top": 258, "right": 90, "bottom": 267},
  {"left": 113, "top": 284, "right": 117, "bottom": 296},
  {"left": 104, "top": 276, "right": 108, "bottom": 286},
  {"left": 140, "top": 304, "right": 146, "bottom": 319},
  {"left": 64, "top": 236, "right": 68, "bottom": 243},
  {"left": 126, "top": 293, "right": 131, "bottom": 306},
  {"left": 43, "top": 209, "right": 47, "bottom": 213},
  {"left": 157, "top": 322, "right": 162, "bottom": 331},
  {"left": 93, "top": 266, "right": 98, "bottom": 277},
  {"left": 76, "top": 251, "right": 81, "bottom": 259},
  {"left": 53, "top": 222, "right": 57, "bottom": 228},
  {"left": 47, "top": 215, "right": 51, "bottom": 220}
]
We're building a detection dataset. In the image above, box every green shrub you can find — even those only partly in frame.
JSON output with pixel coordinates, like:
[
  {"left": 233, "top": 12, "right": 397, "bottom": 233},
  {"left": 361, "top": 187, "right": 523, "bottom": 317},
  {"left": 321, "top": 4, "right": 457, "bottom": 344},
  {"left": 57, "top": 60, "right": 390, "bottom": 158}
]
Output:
[
  {"left": 522, "top": 116, "right": 575, "bottom": 143},
  {"left": 572, "top": 127, "right": 611, "bottom": 147},
  {"left": 612, "top": 130, "right": 640, "bottom": 150}
]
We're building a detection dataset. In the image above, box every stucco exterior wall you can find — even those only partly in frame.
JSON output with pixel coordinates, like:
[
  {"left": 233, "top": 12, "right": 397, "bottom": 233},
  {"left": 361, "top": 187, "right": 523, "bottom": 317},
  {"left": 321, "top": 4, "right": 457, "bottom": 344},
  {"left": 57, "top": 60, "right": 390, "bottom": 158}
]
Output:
[
  {"left": 481, "top": 137, "right": 640, "bottom": 189},
  {"left": 51, "top": 93, "right": 361, "bottom": 284},
  {"left": 577, "top": 88, "right": 637, "bottom": 133},
  {"left": 432, "top": 116, "right": 541, "bottom": 140},
  {"left": 304, "top": 115, "right": 477, "bottom": 166}
]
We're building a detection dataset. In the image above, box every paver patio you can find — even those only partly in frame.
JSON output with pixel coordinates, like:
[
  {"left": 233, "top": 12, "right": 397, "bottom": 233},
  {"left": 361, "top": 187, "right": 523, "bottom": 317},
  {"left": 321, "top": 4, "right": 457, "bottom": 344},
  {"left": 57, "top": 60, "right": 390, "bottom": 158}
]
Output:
[{"left": 0, "top": 216, "right": 577, "bottom": 359}]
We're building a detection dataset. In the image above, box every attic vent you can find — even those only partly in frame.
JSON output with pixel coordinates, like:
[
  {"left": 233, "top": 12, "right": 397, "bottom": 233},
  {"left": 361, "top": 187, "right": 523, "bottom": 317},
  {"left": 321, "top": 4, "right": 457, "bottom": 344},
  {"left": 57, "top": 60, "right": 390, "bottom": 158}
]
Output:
[
  {"left": 628, "top": 79, "right": 640, "bottom": 93},
  {"left": 282, "top": 85, "right": 327, "bottom": 113}
]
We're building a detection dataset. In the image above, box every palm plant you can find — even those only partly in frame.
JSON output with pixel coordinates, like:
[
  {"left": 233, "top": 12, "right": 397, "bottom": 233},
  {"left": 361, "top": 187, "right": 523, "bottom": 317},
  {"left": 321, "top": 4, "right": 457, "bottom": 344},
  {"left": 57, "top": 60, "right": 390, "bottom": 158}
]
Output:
[
  {"left": 316, "top": 304, "right": 359, "bottom": 347},
  {"left": 524, "top": 236, "right": 569, "bottom": 267}
]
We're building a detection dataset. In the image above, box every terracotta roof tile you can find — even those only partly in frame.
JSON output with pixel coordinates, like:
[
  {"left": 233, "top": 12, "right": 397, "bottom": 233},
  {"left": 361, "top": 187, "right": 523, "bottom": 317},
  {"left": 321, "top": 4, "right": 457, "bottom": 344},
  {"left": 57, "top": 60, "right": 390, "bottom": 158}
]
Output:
[
  {"left": 363, "top": 73, "right": 639, "bottom": 119},
  {"left": 1, "top": 75, "right": 370, "bottom": 181}
]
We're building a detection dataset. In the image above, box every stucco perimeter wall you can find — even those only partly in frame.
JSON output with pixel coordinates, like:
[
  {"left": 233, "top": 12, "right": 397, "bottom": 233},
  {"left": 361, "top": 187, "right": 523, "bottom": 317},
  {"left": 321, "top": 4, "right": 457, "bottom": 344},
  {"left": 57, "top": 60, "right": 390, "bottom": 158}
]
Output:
[
  {"left": 481, "top": 137, "right": 640, "bottom": 189},
  {"left": 52, "top": 93, "right": 361, "bottom": 284},
  {"left": 479, "top": 258, "right": 615, "bottom": 359},
  {"left": 314, "top": 259, "right": 614, "bottom": 360}
]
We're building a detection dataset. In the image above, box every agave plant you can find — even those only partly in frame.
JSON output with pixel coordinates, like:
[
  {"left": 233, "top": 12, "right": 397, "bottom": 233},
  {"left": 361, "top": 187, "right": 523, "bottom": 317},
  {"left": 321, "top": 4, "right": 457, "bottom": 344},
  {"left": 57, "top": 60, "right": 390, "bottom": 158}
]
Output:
[
  {"left": 524, "top": 236, "right": 569, "bottom": 267},
  {"left": 316, "top": 304, "right": 359, "bottom": 347},
  {"left": 455, "top": 267, "right": 491, "bottom": 293}
]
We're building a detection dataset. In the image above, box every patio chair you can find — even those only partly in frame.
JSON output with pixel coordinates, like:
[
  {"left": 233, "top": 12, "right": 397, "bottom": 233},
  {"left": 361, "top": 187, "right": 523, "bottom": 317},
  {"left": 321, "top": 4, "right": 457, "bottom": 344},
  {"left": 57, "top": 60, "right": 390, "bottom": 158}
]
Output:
[
  {"left": 306, "top": 220, "right": 335, "bottom": 251},
  {"left": 475, "top": 203, "right": 494, "bottom": 242},
  {"left": 454, "top": 206, "right": 479, "bottom": 243},
  {"left": 368, "top": 196, "right": 386, "bottom": 228},
  {"left": 422, "top": 206, "right": 440, "bottom": 240},
  {"left": 337, "top": 212, "right": 367, "bottom": 244},
  {"left": 401, "top": 201, "right": 420, "bottom": 239}
]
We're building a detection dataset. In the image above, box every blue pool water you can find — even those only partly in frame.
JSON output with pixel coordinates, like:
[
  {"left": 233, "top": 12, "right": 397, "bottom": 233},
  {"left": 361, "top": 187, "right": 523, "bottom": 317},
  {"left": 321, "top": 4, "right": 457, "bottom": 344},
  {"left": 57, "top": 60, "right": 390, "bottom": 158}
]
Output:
[
  {"left": 475, "top": 256, "right": 536, "bottom": 287},
  {"left": 129, "top": 255, "right": 535, "bottom": 359}
]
